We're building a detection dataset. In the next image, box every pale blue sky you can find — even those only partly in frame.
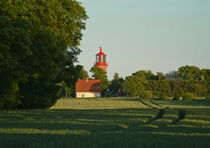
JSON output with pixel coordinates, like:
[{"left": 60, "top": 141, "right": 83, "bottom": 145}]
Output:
[{"left": 78, "top": 0, "right": 210, "bottom": 80}]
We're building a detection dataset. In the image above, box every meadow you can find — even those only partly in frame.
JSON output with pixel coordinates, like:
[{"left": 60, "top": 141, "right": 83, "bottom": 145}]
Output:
[{"left": 0, "top": 98, "right": 210, "bottom": 148}]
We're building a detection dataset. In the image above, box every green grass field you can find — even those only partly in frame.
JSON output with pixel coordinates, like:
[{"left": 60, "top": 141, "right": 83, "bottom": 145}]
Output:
[{"left": 1, "top": 98, "right": 210, "bottom": 148}]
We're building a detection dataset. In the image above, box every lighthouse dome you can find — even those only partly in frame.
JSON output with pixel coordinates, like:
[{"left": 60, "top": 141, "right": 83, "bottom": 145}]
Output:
[{"left": 96, "top": 48, "right": 106, "bottom": 56}]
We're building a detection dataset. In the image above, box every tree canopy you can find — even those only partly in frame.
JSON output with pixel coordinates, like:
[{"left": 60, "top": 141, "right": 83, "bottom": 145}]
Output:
[
  {"left": 177, "top": 65, "right": 201, "bottom": 80},
  {"left": 0, "top": 0, "right": 88, "bottom": 109},
  {"left": 123, "top": 65, "right": 209, "bottom": 99},
  {"left": 124, "top": 74, "right": 148, "bottom": 97}
]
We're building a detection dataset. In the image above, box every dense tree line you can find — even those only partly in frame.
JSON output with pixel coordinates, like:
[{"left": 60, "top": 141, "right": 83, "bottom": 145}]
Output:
[
  {"left": 108, "top": 65, "right": 210, "bottom": 99},
  {"left": 0, "top": 0, "right": 88, "bottom": 109}
]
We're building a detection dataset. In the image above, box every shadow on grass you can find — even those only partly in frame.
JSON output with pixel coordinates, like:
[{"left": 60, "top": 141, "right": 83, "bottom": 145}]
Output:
[{"left": 1, "top": 107, "right": 210, "bottom": 148}]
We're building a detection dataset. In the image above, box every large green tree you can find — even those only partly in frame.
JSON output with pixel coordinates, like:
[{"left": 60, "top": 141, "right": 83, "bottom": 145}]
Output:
[
  {"left": 0, "top": 0, "right": 88, "bottom": 109},
  {"left": 177, "top": 65, "right": 201, "bottom": 80},
  {"left": 123, "top": 75, "right": 148, "bottom": 97},
  {"left": 0, "top": 0, "right": 87, "bottom": 47}
]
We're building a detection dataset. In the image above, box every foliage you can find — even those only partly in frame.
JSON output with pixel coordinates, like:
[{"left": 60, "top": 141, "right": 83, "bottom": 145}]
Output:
[
  {"left": 156, "top": 72, "right": 166, "bottom": 80},
  {"left": 177, "top": 65, "right": 201, "bottom": 80},
  {"left": 0, "top": 16, "right": 31, "bottom": 109},
  {"left": 90, "top": 67, "right": 109, "bottom": 95},
  {"left": 0, "top": 0, "right": 87, "bottom": 109},
  {"left": 19, "top": 78, "right": 60, "bottom": 109},
  {"left": 139, "top": 91, "right": 152, "bottom": 100},
  {"left": 58, "top": 68, "right": 88, "bottom": 98},
  {"left": 159, "top": 93, "right": 168, "bottom": 100},
  {"left": 108, "top": 73, "right": 125, "bottom": 97},
  {"left": 124, "top": 75, "right": 148, "bottom": 97},
  {"left": 113, "top": 73, "right": 120, "bottom": 81},
  {"left": 0, "top": 75, "right": 21, "bottom": 109},
  {"left": 0, "top": 0, "right": 88, "bottom": 47},
  {"left": 124, "top": 65, "right": 209, "bottom": 99},
  {"left": 173, "top": 94, "right": 182, "bottom": 101},
  {"left": 182, "top": 92, "right": 195, "bottom": 101},
  {"left": 79, "top": 69, "right": 89, "bottom": 79}
]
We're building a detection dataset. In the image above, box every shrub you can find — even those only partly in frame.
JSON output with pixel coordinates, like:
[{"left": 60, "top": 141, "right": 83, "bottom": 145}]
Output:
[
  {"left": 0, "top": 76, "right": 21, "bottom": 110},
  {"left": 159, "top": 93, "right": 169, "bottom": 100},
  {"left": 205, "top": 96, "right": 210, "bottom": 99},
  {"left": 139, "top": 91, "right": 152, "bottom": 100},
  {"left": 173, "top": 94, "right": 182, "bottom": 100},
  {"left": 182, "top": 92, "right": 195, "bottom": 101}
]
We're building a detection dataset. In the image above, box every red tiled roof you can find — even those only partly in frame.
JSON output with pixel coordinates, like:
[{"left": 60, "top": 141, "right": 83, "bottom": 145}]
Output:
[{"left": 76, "top": 79, "right": 101, "bottom": 92}]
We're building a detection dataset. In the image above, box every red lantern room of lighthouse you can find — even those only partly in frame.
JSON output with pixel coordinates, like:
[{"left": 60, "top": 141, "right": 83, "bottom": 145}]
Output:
[{"left": 94, "top": 47, "right": 108, "bottom": 72}]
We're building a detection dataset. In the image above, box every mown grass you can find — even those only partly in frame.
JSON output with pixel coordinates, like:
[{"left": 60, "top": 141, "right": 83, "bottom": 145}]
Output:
[
  {"left": 50, "top": 97, "right": 148, "bottom": 109},
  {"left": 0, "top": 98, "right": 210, "bottom": 148}
]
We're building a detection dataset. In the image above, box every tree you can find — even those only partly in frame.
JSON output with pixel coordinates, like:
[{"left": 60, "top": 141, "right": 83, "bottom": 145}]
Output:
[
  {"left": 0, "top": 0, "right": 88, "bottom": 109},
  {"left": 0, "top": 16, "right": 31, "bottom": 109},
  {"left": 18, "top": 30, "right": 66, "bottom": 108},
  {"left": 0, "top": 0, "right": 88, "bottom": 48},
  {"left": 201, "top": 69, "right": 210, "bottom": 82},
  {"left": 58, "top": 66, "right": 88, "bottom": 97},
  {"left": 133, "top": 70, "right": 156, "bottom": 80},
  {"left": 201, "top": 69, "right": 210, "bottom": 97},
  {"left": 90, "top": 67, "right": 109, "bottom": 95},
  {"left": 177, "top": 65, "right": 201, "bottom": 80},
  {"left": 79, "top": 70, "right": 89, "bottom": 79},
  {"left": 139, "top": 91, "right": 152, "bottom": 100},
  {"left": 113, "top": 73, "right": 120, "bottom": 81},
  {"left": 123, "top": 75, "right": 148, "bottom": 97},
  {"left": 157, "top": 80, "right": 170, "bottom": 98},
  {"left": 156, "top": 72, "right": 166, "bottom": 80},
  {"left": 108, "top": 73, "right": 125, "bottom": 96},
  {"left": 182, "top": 92, "right": 195, "bottom": 100}
]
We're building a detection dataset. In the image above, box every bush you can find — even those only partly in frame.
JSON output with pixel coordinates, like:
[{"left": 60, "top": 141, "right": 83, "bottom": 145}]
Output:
[
  {"left": 0, "top": 76, "right": 21, "bottom": 110},
  {"left": 182, "top": 92, "right": 195, "bottom": 101},
  {"left": 139, "top": 91, "right": 152, "bottom": 100},
  {"left": 205, "top": 96, "right": 210, "bottom": 99},
  {"left": 173, "top": 94, "right": 182, "bottom": 100},
  {"left": 159, "top": 93, "right": 169, "bottom": 100}
]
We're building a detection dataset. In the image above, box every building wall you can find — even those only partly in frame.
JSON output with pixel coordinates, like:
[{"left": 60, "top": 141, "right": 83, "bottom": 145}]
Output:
[{"left": 76, "top": 92, "right": 101, "bottom": 98}]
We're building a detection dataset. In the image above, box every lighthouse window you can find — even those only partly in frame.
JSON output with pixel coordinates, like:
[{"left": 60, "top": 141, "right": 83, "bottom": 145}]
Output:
[
  {"left": 99, "top": 56, "right": 101, "bottom": 62},
  {"left": 104, "top": 56, "right": 106, "bottom": 62},
  {"left": 101, "top": 55, "right": 103, "bottom": 62},
  {"left": 96, "top": 55, "right": 100, "bottom": 62}
]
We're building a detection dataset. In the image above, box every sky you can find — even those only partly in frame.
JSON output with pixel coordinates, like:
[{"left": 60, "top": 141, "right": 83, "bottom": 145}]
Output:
[{"left": 77, "top": 0, "right": 210, "bottom": 80}]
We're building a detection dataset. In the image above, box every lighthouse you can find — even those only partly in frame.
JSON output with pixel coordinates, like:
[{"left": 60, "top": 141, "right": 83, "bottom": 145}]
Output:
[{"left": 94, "top": 47, "right": 108, "bottom": 72}]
